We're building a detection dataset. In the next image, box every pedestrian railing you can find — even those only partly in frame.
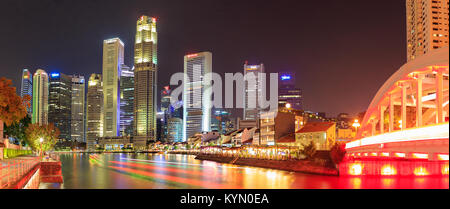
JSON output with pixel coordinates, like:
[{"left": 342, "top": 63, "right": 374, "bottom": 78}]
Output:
[{"left": 0, "top": 157, "right": 40, "bottom": 189}]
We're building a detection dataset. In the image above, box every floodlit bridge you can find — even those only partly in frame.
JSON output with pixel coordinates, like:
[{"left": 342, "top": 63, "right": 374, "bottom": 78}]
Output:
[{"left": 341, "top": 47, "right": 449, "bottom": 176}]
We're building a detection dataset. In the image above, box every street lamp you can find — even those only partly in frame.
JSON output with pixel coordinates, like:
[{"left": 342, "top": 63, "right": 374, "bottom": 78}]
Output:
[
  {"left": 39, "top": 137, "right": 44, "bottom": 158},
  {"left": 352, "top": 119, "right": 361, "bottom": 136},
  {"left": 285, "top": 103, "right": 292, "bottom": 109}
]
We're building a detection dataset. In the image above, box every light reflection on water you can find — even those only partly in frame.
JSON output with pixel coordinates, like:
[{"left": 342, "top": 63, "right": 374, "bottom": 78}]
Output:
[{"left": 40, "top": 153, "right": 449, "bottom": 189}]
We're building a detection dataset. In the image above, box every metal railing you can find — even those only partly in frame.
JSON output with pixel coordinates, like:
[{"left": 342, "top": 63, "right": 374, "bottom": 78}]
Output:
[{"left": 0, "top": 157, "right": 40, "bottom": 189}]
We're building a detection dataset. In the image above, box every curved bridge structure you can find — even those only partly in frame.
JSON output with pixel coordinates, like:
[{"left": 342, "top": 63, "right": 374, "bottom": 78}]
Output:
[{"left": 341, "top": 47, "right": 449, "bottom": 176}]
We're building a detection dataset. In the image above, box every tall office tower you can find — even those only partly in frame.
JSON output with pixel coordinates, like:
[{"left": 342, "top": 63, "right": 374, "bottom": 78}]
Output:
[
  {"left": 48, "top": 72, "right": 72, "bottom": 141},
  {"left": 86, "top": 74, "right": 103, "bottom": 150},
  {"left": 134, "top": 15, "right": 158, "bottom": 146},
  {"left": 160, "top": 86, "right": 171, "bottom": 141},
  {"left": 71, "top": 75, "right": 86, "bottom": 142},
  {"left": 120, "top": 64, "right": 134, "bottom": 136},
  {"left": 278, "top": 72, "right": 303, "bottom": 110},
  {"left": 20, "top": 69, "right": 33, "bottom": 116},
  {"left": 102, "top": 38, "right": 124, "bottom": 137},
  {"left": 406, "top": 0, "right": 449, "bottom": 61},
  {"left": 183, "top": 52, "right": 212, "bottom": 140},
  {"left": 32, "top": 69, "right": 49, "bottom": 125},
  {"left": 243, "top": 63, "right": 264, "bottom": 120},
  {"left": 167, "top": 117, "right": 183, "bottom": 142}
]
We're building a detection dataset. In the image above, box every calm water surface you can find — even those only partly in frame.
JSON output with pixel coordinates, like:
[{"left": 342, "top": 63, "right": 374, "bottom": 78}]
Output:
[{"left": 42, "top": 153, "right": 449, "bottom": 189}]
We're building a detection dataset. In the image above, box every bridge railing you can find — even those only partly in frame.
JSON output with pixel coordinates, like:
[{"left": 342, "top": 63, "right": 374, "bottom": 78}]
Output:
[{"left": 0, "top": 157, "right": 40, "bottom": 189}]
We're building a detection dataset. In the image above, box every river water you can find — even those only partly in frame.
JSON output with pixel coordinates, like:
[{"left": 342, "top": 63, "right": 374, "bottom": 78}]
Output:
[{"left": 40, "top": 153, "right": 449, "bottom": 189}]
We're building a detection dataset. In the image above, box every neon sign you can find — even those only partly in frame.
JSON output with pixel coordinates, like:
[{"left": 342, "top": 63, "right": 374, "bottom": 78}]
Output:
[
  {"left": 281, "top": 75, "right": 291, "bottom": 80},
  {"left": 51, "top": 72, "right": 60, "bottom": 78}
]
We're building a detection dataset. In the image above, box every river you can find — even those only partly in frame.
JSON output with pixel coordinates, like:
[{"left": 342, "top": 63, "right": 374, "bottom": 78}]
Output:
[{"left": 39, "top": 153, "right": 449, "bottom": 189}]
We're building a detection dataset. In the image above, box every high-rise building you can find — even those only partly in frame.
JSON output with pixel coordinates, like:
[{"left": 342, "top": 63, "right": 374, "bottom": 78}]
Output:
[
  {"left": 102, "top": 38, "right": 124, "bottom": 137},
  {"left": 167, "top": 117, "right": 183, "bottom": 142},
  {"left": 32, "top": 69, "right": 49, "bottom": 125},
  {"left": 243, "top": 63, "right": 264, "bottom": 120},
  {"left": 86, "top": 74, "right": 103, "bottom": 150},
  {"left": 120, "top": 64, "right": 134, "bottom": 136},
  {"left": 158, "top": 86, "right": 172, "bottom": 141},
  {"left": 278, "top": 72, "right": 302, "bottom": 110},
  {"left": 134, "top": 15, "right": 158, "bottom": 147},
  {"left": 406, "top": 0, "right": 449, "bottom": 61},
  {"left": 183, "top": 52, "right": 212, "bottom": 140},
  {"left": 20, "top": 69, "right": 33, "bottom": 116},
  {"left": 48, "top": 72, "right": 72, "bottom": 141},
  {"left": 71, "top": 75, "right": 86, "bottom": 142}
]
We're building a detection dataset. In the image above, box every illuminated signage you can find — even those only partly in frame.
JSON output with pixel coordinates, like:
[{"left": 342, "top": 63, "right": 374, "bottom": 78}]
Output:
[
  {"left": 51, "top": 72, "right": 60, "bottom": 78},
  {"left": 152, "top": 17, "right": 157, "bottom": 22},
  {"left": 187, "top": 54, "right": 198, "bottom": 58},
  {"left": 281, "top": 74, "right": 291, "bottom": 80}
]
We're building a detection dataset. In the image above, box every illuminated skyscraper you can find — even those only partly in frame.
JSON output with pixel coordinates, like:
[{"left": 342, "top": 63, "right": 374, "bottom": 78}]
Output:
[
  {"left": 243, "top": 63, "right": 264, "bottom": 120},
  {"left": 71, "top": 75, "right": 86, "bottom": 142},
  {"left": 183, "top": 52, "right": 212, "bottom": 140},
  {"left": 86, "top": 74, "right": 103, "bottom": 150},
  {"left": 134, "top": 15, "right": 158, "bottom": 147},
  {"left": 278, "top": 72, "right": 302, "bottom": 110},
  {"left": 20, "top": 69, "right": 32, "bottom": 116},
  {"left": 406, "top": 0, "right": 449, "bottom": 61},
  {"left": 48, "top": 72, "right": 72, "bottom": 141},
  {"left": 32, "top": 69, "right": 48, "bottom": 125},
  {"left": 120, "top": 65, "right": 134, "bottom": 136},
  {"left": 102, "top": 38, "right": 124, "bottom": 137}
]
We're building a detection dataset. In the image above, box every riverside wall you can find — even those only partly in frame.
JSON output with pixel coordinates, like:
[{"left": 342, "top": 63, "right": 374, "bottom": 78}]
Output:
[{"left": 195, "top": 154, "right": 339, "bottom": 176}]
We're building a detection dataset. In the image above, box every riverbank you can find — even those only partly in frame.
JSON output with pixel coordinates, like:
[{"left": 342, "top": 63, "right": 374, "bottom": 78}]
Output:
[{"left": 195, "top": 154, "right": 339, "bottom": 176}]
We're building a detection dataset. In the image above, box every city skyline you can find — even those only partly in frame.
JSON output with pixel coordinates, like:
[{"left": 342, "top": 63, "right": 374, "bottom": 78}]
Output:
[{"left": 1, "top": 0, "right": 408, "bottom": 117}]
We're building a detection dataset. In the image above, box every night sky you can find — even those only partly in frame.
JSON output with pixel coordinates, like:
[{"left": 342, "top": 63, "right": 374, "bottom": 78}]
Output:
[{"left": 0, "top": 0, "right": 406, "bottom": 118}]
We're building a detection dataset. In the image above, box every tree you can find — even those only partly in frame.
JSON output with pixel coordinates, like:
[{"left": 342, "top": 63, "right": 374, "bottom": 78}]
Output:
[
  {"left": 0, "top": 77, "right": 29, "bottom": 126},
  {"left": 25, "top": 123, "right": 60, "bottom": 154},
  {"left": 4, "top": 115, "right": 31, "bottom": 146},
  {"left": 300, "top": 141, "right": 317, "bottom": 160},
  {"left": 330, "top": 142, "right": 346, "bottom": 165}
]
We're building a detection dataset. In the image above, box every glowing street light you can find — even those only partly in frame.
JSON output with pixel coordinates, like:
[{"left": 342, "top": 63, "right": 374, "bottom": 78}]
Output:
[
  {"left": 285, "top": 103, "right": 291, "bottom": 109},
  {"left": 398, "top": 120, "right": 402, "bottom": 129},
  {"left": 352, "top": 119, "right": 361, "bottom": 134},
  {"left": 39, "top": 137, "right": 44, "bottom": 158}
]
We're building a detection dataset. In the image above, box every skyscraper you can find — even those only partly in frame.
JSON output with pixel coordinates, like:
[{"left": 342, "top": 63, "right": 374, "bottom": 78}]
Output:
[
  {"left": 243, "top": 63, "right": 264, "bottom": 120},
  {"left": 167, "top": 117, "right": 183, "bottom": 142},
  {"left": 32, "top": 69, "right": 48, "bottom": 125},
  {"left": 71, "top": 75, "right": 86, "bottom": 142},
  {"left": 183, "top": 52, "right": 212, "bottom": 140},
  {"left": 86, "top": 74, "right": 103, "bottom": 150},
  {"left": 48, "top": 72, "right": 72, "bottom": 141},
  {"left": 278, "top": 72, "right": 303, "bottom": 110},
  {"left": 406, "top": 0, "right": 449, "bottom": 61},
  {"left": 120, "top": 64, "right": 134, "bottom": 136},
  {"left": 134, "top": 15, "right": 158, "bottom": 147},
  {"left": 20, "top": 69, "right": 32, "bottom": 116},
  {"left": 102, "top": 38, "right": 124, "bottom": 137}
]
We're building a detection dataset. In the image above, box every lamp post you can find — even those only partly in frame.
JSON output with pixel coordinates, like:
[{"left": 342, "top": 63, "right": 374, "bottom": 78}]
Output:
[
  {"left": 39, "top": 137, "right": 43, "bottom": 158},
  {"left": 352, "top": 119, "right": 361, "bottom": 137}
]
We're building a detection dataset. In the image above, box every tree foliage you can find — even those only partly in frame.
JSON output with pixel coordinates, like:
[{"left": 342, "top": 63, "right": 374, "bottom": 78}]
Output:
[
  {"left": 0, "top": 77, "right": 29, "bottom": 126},
  {"left": 4, "top": 115, "right": 31, "bottom": 145},
  {"left": 25, "top": 123, "right": 60, "bottom": 152},
  {"left": 330, "top": 142, "right": 346, "bottom": 165},
  {"left": 300, "top": 141, "right": 317, "bottom": 160}
]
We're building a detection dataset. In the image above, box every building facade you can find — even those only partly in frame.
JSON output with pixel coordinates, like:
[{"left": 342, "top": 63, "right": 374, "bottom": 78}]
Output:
[
  {"left": 134, "top": 15, "right": 158, "bottom": 147},
  {"left": 295, "top": 122, "right": 336, "bottom": 151},
  {"left": 20, "top": 69, "right": 33, "bottom": 116},
  {"left": 406, "top": 0, "right": 449, "bottom": 61},
  {"left": 243, "top": 63, "right": 264, "bottom": 120},
  {"left": 32, "top": 69, "right": 49, "bottom": 125},
  {"left": 48, "top": 72, "right": 72, "bottom": 141},
  {"left": 102, "top": 38, "right": 124, "bottom": 138},
  {"left": 86, "top": 74, "right": 103, "bottom": 151},
  {"left": 183, "top": 52, "right": 212, "bottom": 141},
  {"left": 278, "top": 72, "right": 302, "bottom": 110},
  {"left": 120, "top": 65, "right": 134, "bottom": 136},
  {"left": 71, "top": 75, "right": 86, "bottom": 142},
  {"left": 167, "top": 117, "right": 183, "bottom": 142}
]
